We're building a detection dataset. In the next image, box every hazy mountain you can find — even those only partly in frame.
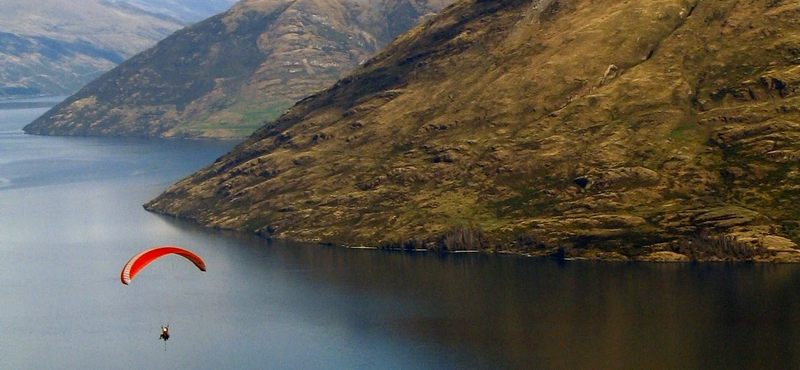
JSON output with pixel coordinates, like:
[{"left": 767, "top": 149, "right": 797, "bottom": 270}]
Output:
[
  {"left": 0, "top": 0, "right": 186, "bottom": 98},
  {"left": 145, "top": 0, "right": 800, "bottom": 261},
  {"left": 24, "top": 0, "right": 452, "bottom": 138},
  {"left": 118, "top": 0, "right": 238, "bottom": 23}
]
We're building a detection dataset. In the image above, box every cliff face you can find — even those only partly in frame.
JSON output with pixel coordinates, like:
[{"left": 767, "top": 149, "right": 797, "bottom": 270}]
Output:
[
  {"left": 23, "top": 0, "right": 451, "bottom": 138},
  {"left": 145, "top": 0, "right": 800, "bottom": 260}
]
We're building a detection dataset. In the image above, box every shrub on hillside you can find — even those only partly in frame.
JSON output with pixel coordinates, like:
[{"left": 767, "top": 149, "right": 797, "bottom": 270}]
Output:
[
  {"left": 670, "top": 229, "right": 773, "bottom": 261},
  {"left": 432, "top": 226, "right": 489, "bottom": 252}
]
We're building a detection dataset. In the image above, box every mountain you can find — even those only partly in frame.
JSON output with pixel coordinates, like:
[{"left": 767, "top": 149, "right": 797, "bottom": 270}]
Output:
[
  {"left": 0, "top": 0, "right": 190, "bottom": 98},
  {"left": 23, "top": 0, "right": 452, "bottom": 138},
  {"left": 143, "top": 0, "right": 800, "bottom": 261}
]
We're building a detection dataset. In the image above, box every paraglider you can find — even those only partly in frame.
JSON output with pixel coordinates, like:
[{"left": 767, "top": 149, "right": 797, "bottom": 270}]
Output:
[
  {"left": 120, "top": 246, "right": 206, "bottom": 285},
  {"left": 120, "top": 246, "right": 205, "bottom": 349}
]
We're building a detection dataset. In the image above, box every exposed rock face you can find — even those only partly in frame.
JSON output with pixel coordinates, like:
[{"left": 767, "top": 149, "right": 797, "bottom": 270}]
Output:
[
  {"left": 146, "top": 0, "right": 800, "bottom": 260},
  {"left": 636, "top": 252, "right": 691, "bottom": 263},
  {"left": 23, "top": 0, "right": 451, "bottom": 138}
]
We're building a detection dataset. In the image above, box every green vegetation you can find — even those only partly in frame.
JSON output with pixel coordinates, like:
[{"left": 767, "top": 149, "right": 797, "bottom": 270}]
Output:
[
  {"left": 143, "top": 0, "right": 800, "bottom": 261},
  {"left": 240, "top": 101, "right": 292, "bottom": 124},
  {"left": 782, "top": 221, "right": 800, "bottom": 245},
  {"left": 181, "top": 99, "right": 294, "bottom": 138}
]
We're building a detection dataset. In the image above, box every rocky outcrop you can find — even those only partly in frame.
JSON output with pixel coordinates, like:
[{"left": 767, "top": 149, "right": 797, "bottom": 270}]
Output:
[{"left": 636, "top": 251, "right": 690, "bottom": 263}]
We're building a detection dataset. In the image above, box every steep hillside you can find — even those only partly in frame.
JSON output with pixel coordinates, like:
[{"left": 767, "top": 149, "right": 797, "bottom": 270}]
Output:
[
  {"left": 145, "top": 0, "right": 800, "bottom": 261},
  {"left": 24, "top": 0, "right": 451, "bottom": 138},
  {"left": 0, "top": 0, "right": 186, "bottom": 98}
]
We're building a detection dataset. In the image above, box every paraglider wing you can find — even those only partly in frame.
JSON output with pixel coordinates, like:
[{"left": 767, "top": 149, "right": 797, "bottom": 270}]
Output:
[{"left": 121, "top": 246, "right": 206, "bottom": 285}]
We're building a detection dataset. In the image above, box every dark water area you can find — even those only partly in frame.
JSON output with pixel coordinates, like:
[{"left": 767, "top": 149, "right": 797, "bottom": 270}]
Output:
[{"left": 3, "top": 101, "right": 800, "bottom": 369}]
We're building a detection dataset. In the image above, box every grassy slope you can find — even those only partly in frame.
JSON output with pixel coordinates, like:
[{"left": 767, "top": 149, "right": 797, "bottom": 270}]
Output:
[{"left": 146, "top": 0, "right": 800, "bottom": 260}]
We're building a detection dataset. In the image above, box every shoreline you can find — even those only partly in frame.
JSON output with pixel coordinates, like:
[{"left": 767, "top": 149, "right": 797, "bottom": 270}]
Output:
[{"left": 332, "top": 243, "right": 800, "bottom": 263}]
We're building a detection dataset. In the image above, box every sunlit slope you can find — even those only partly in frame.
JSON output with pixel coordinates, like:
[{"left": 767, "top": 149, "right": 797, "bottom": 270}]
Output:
[
  {"left": 146, "top": 0, "right": 800, "bottom": 260},
  {"left": 23, "top": 0, "right": 452, "bottom": 138}
]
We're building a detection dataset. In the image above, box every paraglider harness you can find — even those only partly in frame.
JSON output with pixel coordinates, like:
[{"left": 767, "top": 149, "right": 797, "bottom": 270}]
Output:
[{"left": 160, "top": 325, "right": 170, "bottom": 341}]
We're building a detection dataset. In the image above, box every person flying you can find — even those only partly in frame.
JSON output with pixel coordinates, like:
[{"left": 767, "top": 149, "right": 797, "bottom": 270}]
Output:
[{"left": 160, "top": 325, "right": 170, "bottom": 341}]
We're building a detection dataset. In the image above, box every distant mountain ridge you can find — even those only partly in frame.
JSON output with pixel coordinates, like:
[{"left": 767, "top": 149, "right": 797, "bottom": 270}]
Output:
[
  {"left": 115, "top": 0, "right": 239, "bottom": 23},
  {"left": 24, "top": 0, "right": 452, "bottom": 138},
  {"left": 0, "top": 0, "right": 237, "bottom": 98},
  {"left": 144, "top": 0, "right": 800, "bottom": 261},
  {"left": 0, "top": 0, "right": 184, "bottom": 98}
]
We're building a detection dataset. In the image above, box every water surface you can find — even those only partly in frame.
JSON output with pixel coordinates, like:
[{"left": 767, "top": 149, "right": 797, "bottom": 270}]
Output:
[{"left": 2, "top": 101, "right": 800, "bottom": 369}]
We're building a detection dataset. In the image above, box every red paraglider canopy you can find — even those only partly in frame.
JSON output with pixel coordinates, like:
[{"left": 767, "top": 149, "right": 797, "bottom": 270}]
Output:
[{"left": 120, "top": 246, "right": 206, "bottom": 285}]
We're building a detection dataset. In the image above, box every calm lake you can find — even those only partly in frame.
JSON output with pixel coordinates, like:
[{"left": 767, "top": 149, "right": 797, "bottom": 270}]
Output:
[{"left": 3, "top": 100, "right": 800, "bottom": 369}]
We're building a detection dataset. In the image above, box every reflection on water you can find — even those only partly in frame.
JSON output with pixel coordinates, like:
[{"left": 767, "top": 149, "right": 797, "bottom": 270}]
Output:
[
  {"left": 3, "top": 101, "right": 800, "bottom": 369},
  {"left": 164, "top": 218, "right": 800, "bottom": 370}
]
